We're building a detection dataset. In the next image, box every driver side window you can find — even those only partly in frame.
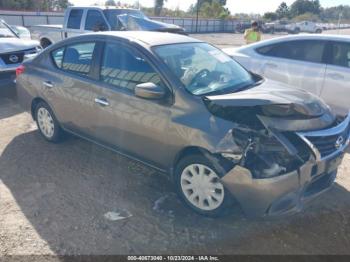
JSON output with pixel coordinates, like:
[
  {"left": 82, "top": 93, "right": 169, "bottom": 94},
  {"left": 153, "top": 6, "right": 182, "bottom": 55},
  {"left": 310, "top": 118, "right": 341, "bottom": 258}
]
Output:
[
  {"left": 85, "top": 10, "right": 108, "bottom": 31},
  {"left": 100, "top": 42, "right": 163, "bottom": 91}
]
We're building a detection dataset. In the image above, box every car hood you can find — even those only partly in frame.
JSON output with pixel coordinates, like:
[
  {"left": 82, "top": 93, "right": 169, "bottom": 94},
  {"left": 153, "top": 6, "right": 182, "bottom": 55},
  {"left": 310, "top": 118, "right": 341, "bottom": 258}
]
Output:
[
  {"left": 0, "top": 37, "right": 39, "bottom": 54},
  {"left": 204, "top": 79, "right": 335, "bottom": 131},
  {"left": 118, "top": 14, "right": 185, "bottom": 33}
]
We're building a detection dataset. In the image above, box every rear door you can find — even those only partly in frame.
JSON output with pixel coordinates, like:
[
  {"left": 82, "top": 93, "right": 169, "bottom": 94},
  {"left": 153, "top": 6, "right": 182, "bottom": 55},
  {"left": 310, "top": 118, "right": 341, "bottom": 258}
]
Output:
[
  {"left": 64, "top": 9, "right": 84, "bottom": 38},
  {"left": 84, "top": 9, "right": 109, "bottom": 32},
  {"left": 45, "top": 41, "right": 103, "bottom": 136},
  {"left": 255, "top": 40, "right": 327, "bottom": 96},
  {"left": 321, "top": 41, "right": 350, "bottom": 115}
]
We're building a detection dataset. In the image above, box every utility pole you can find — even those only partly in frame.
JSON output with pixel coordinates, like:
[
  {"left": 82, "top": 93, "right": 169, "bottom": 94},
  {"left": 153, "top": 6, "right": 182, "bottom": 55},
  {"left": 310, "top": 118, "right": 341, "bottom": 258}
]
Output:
[
  {"left": 196, "top": 0, "right": 200, "bottom": 33},
  {"left": 338, "top": 12, "right": 342, "bottom": 34}
]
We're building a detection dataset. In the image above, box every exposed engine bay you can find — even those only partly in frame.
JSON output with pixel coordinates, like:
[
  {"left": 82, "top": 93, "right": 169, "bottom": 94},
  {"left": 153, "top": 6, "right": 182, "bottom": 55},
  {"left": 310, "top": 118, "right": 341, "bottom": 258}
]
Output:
[{"left": 204, "top": 80, "right": 349, "bottom": 179}]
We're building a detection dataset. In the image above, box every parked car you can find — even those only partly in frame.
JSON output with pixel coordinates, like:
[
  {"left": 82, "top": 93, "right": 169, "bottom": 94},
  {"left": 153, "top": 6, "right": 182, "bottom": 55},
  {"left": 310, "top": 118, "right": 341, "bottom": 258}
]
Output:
[
  {"left": 223, "top": 34, "right": 350, "bottom": 116},
  {"left": 0, "top": 19, "right": 41, "bottom": 92},
  {"left": 10, "top": 25, "right": 32, "bottom": 40},
  {"left": 16, "top": 32, "right": 350, "bottom": 217},
  {"left": 30, "top": 6, "right": 186, "bottom": 48},
  {"left": 285, "top": 21, "right": 322, "bottom": 34},
  {"left": 264, "top": 20, "right": 289, "bottom": 33}
]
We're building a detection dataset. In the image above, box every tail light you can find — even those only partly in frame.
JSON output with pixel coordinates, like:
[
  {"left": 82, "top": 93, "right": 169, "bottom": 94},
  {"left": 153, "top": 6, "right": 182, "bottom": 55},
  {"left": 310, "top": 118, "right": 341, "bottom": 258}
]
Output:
[{"left": 16, "top": 64, "right": 25, "bottom": 77}]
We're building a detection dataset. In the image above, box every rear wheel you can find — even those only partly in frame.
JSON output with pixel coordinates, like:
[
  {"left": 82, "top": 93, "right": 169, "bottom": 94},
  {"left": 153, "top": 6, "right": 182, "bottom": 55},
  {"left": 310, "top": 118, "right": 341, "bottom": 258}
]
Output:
[
  {"left": 35, "top": 102, "right": 63, "bottom": 142},
  {"left": 174, "top": 154, "right": 232, "bottom": 217},
  {"left": 40, "top": 38, "right": 52, "bottom": 49}
]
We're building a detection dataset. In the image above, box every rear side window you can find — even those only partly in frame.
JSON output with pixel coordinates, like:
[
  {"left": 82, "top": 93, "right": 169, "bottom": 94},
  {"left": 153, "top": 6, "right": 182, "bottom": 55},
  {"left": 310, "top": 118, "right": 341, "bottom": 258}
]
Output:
[
  {"left": 256, "top": 40, "right": 326, "bottom": 63},
  {"left": 62, "top": 42, "right": 96, "bottom": 75},
  {"left": 100, "top": 42, "right": 162, "bottom": 91},
  {"left": 85, "top": 10, "right": 107, "bottom": 31},
  {"left": 67, "top": 9, "right": 83, "bottom": 29},
  {"left": 51, "top": 47, "right": 64, "bottom": 68},
  {"left": 330, "top": 42, "right": 350, "bottom": 68}
]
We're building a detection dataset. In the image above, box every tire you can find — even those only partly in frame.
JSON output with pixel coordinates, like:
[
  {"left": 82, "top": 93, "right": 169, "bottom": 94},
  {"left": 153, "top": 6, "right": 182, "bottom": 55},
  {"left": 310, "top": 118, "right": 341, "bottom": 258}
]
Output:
[
  {"left": 174, "top": 154, "right": 233, "bottom": 217},
  {"left": 35, "top": 102, "right": 63, "bottom": 143},
  {"left": 316, "top": 29, "right": 322, "bottom": 34},
  {"left": 40, "top": 38, "right": 52, "bottom": 49}
]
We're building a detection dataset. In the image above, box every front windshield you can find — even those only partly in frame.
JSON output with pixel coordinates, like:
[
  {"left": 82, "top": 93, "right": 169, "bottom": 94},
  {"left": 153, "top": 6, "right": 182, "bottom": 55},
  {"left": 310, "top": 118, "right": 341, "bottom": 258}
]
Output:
[
  {"left": 103, "top": 9, "right": 147, "bottom": 30},
  {"left": 154, "top": 43, "right": 255, "bottom": 96},
  {"left": 0, "top": 21, "right": 17, "bottom": 38}
]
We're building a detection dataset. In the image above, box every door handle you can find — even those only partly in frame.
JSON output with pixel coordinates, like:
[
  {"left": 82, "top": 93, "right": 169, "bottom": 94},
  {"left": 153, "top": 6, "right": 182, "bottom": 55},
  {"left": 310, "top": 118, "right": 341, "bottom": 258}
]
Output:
[
  {"left": 328, "top": 73, "right": 344, "bottom": 80},
  {"left": 43, "top": 81, "right": 54, "bottom": 88},
  {"left": 265, "top": 63, "right": 278, "bottom": 69},
  {"left": 94, "top": 98, "right": 109, "bottom": 107}
]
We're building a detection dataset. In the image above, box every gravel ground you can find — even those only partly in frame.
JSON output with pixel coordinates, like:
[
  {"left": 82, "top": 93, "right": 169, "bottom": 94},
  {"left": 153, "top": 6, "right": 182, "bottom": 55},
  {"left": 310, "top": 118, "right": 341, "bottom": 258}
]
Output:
[{"left": 1, "top": 30, "right": 350, "bottom": 256}]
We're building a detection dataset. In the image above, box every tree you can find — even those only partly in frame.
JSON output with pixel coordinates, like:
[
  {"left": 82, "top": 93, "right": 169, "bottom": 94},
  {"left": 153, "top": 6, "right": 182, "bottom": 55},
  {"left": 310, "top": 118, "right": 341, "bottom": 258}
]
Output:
[
  {"left": 290, "top": 0, "right": 321, "bottom": 17},
  {"left": 0, "top": 0, "right": 71, "bottom": 11},
  {"left": 263, "top": 12, "right": 278, "bottom": 21},
  {"left": 276, "top": 2, "right": 289, "bottom": 18},
  {"left": 105, "top": 0, "right": 116, "bottom": 6},
  {"left": 154, "top": 0, "right": 167, "bottom": 16},
  {"left": 292, "top": 12, "right": 320, "bottom": 22},
  {"left": 200, "top": 0, "right": 230, "bottom": 18}
]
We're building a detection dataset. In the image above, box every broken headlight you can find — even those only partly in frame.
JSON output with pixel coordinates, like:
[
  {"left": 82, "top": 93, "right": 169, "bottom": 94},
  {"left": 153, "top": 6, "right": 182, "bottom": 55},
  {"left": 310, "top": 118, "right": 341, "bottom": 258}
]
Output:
[{"left": 261, "top": 102, "right": 326, "bottom": 118}]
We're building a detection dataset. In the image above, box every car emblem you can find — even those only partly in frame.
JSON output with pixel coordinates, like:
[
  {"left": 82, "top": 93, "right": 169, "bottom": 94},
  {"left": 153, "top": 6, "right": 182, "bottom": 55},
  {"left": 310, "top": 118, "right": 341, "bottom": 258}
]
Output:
[
  {"left": 9, "top": 54, "right": 19, "bottom": 63},
  {"left": 335, "top": 136, "right": 344, "bottom": 149}
]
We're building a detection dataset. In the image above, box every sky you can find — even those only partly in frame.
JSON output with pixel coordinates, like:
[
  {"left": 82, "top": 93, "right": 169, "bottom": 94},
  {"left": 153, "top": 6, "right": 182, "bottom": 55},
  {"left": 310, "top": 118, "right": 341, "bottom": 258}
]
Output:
[{"left": 70, "top": 0, "right": 350, "bottom": 14}]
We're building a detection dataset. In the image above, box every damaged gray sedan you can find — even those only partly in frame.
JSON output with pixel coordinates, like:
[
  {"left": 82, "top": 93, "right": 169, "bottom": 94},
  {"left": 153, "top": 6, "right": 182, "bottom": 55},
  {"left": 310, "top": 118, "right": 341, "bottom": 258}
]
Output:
[{"left": 16, "top": 32, "right": 350, "bottom": 217}]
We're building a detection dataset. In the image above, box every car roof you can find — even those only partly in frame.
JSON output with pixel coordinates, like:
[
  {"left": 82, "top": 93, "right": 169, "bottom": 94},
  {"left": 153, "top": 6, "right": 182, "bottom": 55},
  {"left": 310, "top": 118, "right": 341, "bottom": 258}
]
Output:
[
  {"left": 68, "top": 6, "right": 140, "bottom": 11},
  {"left": 238, "top": 34, "right": 350, "bottom": 51},
  {"left": 82, "top": 31, "right": 202, "bottom": 46}
]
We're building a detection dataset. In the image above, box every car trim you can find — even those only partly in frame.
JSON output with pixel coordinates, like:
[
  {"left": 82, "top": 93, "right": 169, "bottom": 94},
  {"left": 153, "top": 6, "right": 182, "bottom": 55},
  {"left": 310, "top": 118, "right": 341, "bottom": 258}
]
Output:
[{"left": 297, "top": 113, "right": 350, "bottom": 161}]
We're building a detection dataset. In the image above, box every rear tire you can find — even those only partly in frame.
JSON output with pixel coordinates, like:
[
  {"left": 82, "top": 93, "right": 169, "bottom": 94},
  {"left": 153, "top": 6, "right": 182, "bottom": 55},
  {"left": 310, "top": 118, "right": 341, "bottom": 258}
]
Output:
[
  {"left": 174, "top": 154, "right": 232, "bottom": 217},
  {"left": 40, "top": 38, "right": 52, "bottom": 49},
  {"left": 35, "top": 102, "right": 63, "bottom": 143}
]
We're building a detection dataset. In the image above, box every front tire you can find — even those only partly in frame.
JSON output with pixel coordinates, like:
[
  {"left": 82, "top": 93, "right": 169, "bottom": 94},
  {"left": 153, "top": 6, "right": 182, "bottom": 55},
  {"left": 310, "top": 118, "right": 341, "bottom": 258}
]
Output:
[
  {"left": 35, "top": 102, "right": 63, "bottom": 142},
  {"left": 174, "top": 154, "right": 232, "bottom": 217}
]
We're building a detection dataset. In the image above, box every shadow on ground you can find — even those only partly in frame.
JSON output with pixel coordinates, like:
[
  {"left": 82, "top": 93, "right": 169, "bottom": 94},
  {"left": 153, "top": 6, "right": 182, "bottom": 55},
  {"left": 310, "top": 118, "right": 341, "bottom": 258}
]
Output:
[{"left": 1, "top": 129, "right": 350, "bottom": 255}]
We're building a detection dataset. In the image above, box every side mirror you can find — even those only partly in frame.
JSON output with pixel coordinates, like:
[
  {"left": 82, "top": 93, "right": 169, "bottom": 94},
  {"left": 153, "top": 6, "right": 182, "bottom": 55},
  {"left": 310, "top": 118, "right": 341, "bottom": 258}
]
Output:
[{"left": 135, "top": 82, "right": 165, "bottom": 100}]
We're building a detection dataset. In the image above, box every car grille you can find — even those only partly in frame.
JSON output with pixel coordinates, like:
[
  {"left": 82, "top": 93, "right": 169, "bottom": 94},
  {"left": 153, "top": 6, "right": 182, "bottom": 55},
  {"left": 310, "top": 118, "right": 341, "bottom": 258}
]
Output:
[
  {"left": 0, "top": 47, "right": 38, "bottom": 65},
  {"left": 305, "top": 132, "right": 348, "bottom": 158},
  {"left": 0, "top": 52, "right": 24, "bottom": 64},
  {"left": 297, "top": 114, "right": 350, "bottom": 160}
]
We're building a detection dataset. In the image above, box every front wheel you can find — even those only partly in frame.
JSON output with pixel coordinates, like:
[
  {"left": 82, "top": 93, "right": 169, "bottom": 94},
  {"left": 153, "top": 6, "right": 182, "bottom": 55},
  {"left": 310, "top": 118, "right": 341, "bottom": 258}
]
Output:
[
  {"left": 174, "top": 154, "right": 232, "bottom": 217},
  {"left": 35, "top": 102, "right": 63, "bottom": 142}
]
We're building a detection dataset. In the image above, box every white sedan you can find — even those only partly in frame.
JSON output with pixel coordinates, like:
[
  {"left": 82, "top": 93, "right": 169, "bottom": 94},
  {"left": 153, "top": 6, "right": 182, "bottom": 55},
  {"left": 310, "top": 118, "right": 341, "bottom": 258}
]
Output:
[{"left": 223, "top": 34, "right": 350, "bottom": 115}]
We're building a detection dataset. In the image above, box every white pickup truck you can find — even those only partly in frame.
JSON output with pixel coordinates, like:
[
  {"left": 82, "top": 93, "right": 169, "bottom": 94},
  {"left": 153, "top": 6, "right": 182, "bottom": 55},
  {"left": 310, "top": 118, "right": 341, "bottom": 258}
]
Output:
[
  {"left": 31, "top": 6, "right": 186, "bottom": 48},
  {"left": 285, "top": 21, "right": 323, "bottom": 34}
]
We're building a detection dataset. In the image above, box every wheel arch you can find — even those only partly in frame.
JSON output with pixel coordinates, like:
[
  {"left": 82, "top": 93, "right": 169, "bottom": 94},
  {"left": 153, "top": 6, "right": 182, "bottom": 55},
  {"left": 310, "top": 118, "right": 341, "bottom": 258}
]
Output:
[
  {"left": 40, "top": 37, "right": 53, "bottom": 48},
  {"left": 31, "top": 97, "right": 47, "bottom": 120},
  {"left": 171, "top": 146, "right": 232, "bottom": 179}
]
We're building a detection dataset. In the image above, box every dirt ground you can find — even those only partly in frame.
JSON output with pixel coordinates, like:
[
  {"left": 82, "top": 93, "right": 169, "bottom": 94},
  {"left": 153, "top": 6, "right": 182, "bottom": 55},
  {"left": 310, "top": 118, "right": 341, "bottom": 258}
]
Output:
[
  {"left": 192, "top": 28, "right": 350, "bottom": 49},
  {"left": 1, "top": 30, "right": 350, "bottom": 256}
]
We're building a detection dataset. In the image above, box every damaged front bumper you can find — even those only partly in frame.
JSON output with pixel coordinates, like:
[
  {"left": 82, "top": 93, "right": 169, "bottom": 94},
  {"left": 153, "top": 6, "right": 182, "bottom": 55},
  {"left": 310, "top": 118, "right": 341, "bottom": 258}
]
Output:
[{"left": 221, "top": 113, "right": 350, "bottom": 218}]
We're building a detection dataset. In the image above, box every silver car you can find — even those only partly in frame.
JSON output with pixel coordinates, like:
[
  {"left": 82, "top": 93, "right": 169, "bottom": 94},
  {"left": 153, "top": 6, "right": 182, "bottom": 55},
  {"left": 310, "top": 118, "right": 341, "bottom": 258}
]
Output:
[
  {"left": 224, "top": 34, "right": 350, "bottom": 116},
  {"left": 16, "top": 32, "right": 350, "bottom": 218}
]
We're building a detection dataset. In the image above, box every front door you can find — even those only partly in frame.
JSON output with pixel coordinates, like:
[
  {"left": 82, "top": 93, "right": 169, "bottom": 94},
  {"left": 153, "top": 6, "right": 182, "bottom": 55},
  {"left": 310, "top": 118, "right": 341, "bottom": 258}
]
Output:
[
  {"left": 321, "top": 41, "right": 350, "bottom": 115},
  {"left": 92, "top": 41, "right": 172, "bottom": 169},
  {"left": 256, "top": 40, "right": 327, "bottom": 96}
]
